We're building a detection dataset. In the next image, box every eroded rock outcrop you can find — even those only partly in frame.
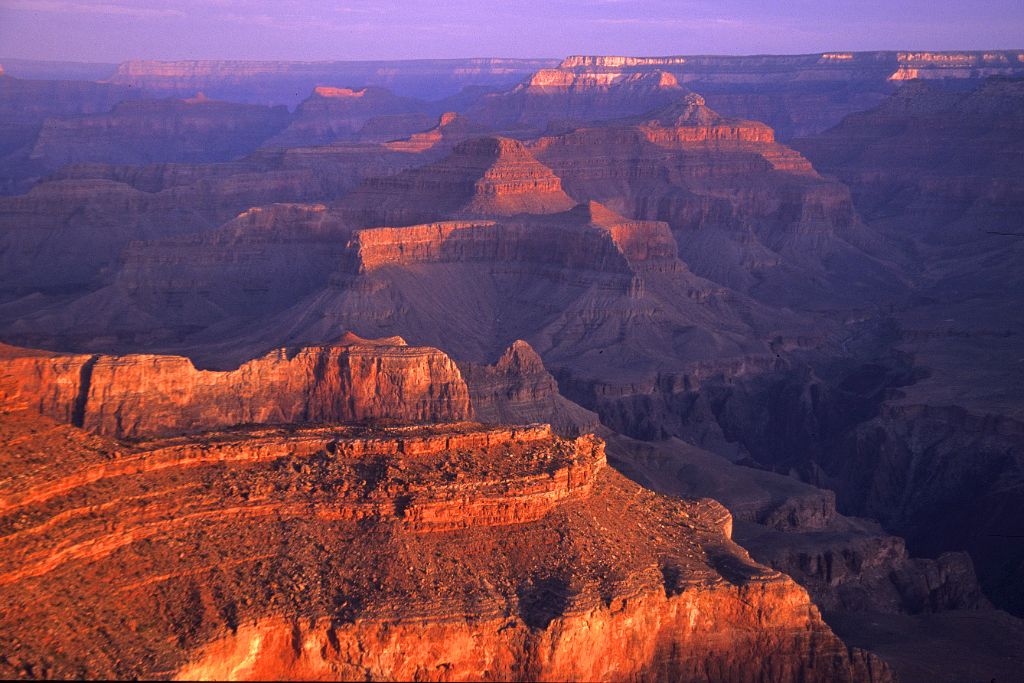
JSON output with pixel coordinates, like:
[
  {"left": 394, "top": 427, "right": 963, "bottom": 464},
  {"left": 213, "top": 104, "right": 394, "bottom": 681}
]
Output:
[
  {"left": 459, "top": 339, "right": 600, "bottom": 436},
  {"left": 0, "top": 404, "right": 889, "bottom": 681},
  {"left": 265, "top": 86, "right": 430, "bottom": 147},
  {"left": 340, "top": 136, "right": 575, "bottom": 225},
  {"left": 530, "top": 97, "right": 900, "bottom": 309},
  {"left": 30, "top": 96, "right": 291, "bottom": 167},
  {"left": 382, "top": 111, "right": 485, "bottom": 153},
  {"left": 0, "top": 336, "right": 470, "bottom": 439},
  {"left": 468, "top": 68, "right": 688, "bottom": 130},
  {"left": 348, "top": 202, "right": 678, "bottom": 279},
  {"left": 548, "top": 52, "right": 1024, "bottom": 138}
]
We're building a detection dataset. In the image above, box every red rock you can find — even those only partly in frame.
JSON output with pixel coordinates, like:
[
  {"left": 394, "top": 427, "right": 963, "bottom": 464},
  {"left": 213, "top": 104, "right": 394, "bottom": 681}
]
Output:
[
  {"left": 0, "top": 336, "right": 471, "bottom": 439},
  {"left": 459, "top": 339, "right": 601, "bottom": 436},
  {"left": 382, "top": 111, "right": 484, "bottom": 153},
  {"left": 347, "top": 202, "right": 677, "bottom": 277},
  {"left": 550, "top": 52, "right": 1024, "bottom": 137},
  {"left": 468, "top": 68, "right": 688, "bottom": 130},
  {"left": 528, "top": 98, "right": 894, "bottom": 307},
  {"left": 0, "top": 407, "right": 890, "bottom": 682},
  {"left": 340, "top": 136, "right": 575, "bottom": 226}
]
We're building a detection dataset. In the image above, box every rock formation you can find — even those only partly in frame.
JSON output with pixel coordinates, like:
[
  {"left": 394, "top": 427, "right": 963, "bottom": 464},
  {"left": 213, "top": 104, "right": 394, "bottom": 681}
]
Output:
[
  {"left": 107, "top": 58, "right": 561, "bottom": 105},
  {"left": 0, "top": 335, "right": 470, "bottom": 439},
  {"left": 0, "top": 171, "right": 322, "bottom": 296},
  {"left": 382, "top": 111, "right": 485, "bottom": 153},
  {"left": 29, "top": 96, "right": 291, "bottom": 167},
  {"left": 264, "top": 86, "right": 431, "bottom": 147},
  {"left": 548, "top": 52, "right": 1024, "bottom": 138},
  {"left": 339, "top": 136, "right": 576, "bottom": 225},
  {"left": 2, "top": 53, "right": 1023, "bottom": 681},
  {"left": 0, "top": 340, "right": 889, "bottom": 680},
  {"left": 468, "top": 68, "right": 689, "bottom": 131},
  {"left": 529, "top": 96, "right": 899, "bottom": 309},
  {"left": 459, "top": 339, "right": 601, "bottom": 436},
  {"left": 0, "top": 74, "right": 142, "bottom": 193},
  {"left": 787, "top": 78, "right": 1024, "bottom": 616}
]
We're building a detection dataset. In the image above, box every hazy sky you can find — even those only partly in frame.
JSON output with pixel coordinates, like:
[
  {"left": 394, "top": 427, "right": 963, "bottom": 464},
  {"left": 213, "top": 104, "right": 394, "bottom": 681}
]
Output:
[{"left": 1, "top": 0, "right": 1022, "bottom": 62}]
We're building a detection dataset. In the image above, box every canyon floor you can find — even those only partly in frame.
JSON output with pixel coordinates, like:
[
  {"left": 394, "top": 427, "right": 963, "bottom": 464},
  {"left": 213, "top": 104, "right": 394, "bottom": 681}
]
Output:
[{"left": 0, "top": 52, "right": 1022, "bottom": 681}]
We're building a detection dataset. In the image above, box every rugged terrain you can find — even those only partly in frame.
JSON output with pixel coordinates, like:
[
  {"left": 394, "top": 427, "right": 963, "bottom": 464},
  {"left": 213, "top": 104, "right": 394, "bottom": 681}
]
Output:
[
  {"left": 0, "top": 340, "right": 888, "bottom": 681},
  {"left": 0, "top": 53, "right": 1022, "bottom": 681}
]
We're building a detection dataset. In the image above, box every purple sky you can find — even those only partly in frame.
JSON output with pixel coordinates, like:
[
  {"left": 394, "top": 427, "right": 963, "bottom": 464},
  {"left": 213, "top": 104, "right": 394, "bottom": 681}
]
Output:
[{"left": 1, "top": 0, "right": 1022, "bottom": 62}]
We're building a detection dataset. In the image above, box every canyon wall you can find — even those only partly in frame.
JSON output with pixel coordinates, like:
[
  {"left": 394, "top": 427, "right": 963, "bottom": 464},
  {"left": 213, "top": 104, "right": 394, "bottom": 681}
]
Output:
[
  {"left": 30, "top": 96, "right": 291, "bottom": 167},
  {"left": 107, "top": 58, "right": 562, "bottom": 104},
  {"left": 0, "top": 403, "right": 889, "bottom": 681},
  {"left": 0, "top": 336, "right": 471, "bottom": 439}
]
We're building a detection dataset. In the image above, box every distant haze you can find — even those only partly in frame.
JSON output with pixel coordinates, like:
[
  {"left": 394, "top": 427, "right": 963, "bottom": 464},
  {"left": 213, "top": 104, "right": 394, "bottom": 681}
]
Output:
[{"left": 1, "top": 0, "right": 1022, "bottom": 62}]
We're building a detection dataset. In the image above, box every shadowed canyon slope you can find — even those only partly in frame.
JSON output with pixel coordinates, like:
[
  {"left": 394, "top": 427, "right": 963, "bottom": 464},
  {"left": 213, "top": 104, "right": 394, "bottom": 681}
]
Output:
[
  {"left": 0, "top": 340, "right": 888, "bottom": 681},
  {"left": 789, "top": 77, "right": 1024, "bottom": 616}
]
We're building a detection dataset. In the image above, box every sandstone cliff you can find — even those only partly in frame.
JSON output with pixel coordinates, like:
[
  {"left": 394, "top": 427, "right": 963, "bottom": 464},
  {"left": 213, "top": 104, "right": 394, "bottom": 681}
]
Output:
[
  {"left": 550, "top": 51, "right": 1024, "bottom": 138},
  {"left": 347, "top": 202, "right": 676, "bottom": 278},
  {"left": 459, "top": 339, "right": 600, "bottom": 436},
  {"left": 0, "top": 402, "right": 889, "bottom": 681},
  {"left": 0, "top": 336, "right": 470, "bottom": 439},
  {"left": 529, "top": 98, "right": 899, "bottom": 309},
  {"left": 468, "top": 68, "right": 689, "bottom": 130},
  {"left": 340, "top": 136, "right": 575, "bottom": 226}
]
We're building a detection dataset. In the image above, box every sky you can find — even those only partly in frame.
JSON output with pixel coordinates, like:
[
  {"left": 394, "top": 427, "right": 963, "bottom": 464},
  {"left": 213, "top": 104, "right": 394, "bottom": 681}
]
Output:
[{"left": 1, "top": 0, "right": 1022, "bottom": 63}]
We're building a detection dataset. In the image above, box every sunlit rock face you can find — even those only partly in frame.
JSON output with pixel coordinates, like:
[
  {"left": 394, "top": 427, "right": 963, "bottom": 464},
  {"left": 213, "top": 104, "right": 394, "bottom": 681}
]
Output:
[
  {"left": 0, "top": 338, "right": 889, "bottom": 681},
  {"left": 339, "top": 136, "right": 576, "bottom": 226},
  {"left": 0, "top": 49, "right": 1022, "bottom": 683},
  {"left": 467, "top": 68, "right": 690, "bottom": 131},
  {"left": 0, "top": 336, "right": 470, "bottom": 439},
  {"left": 459, "top": 339, "right": 601, "bottom": 437}
]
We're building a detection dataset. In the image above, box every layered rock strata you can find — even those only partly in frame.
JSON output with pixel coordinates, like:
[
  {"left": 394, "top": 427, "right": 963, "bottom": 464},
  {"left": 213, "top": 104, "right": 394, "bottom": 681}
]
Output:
[
  {"left": 30, "top": 96, "right": 291, "bottom": 167},
  {"left": 459, "top": 339, "right": 601, "bottom": 436},
  {"left": 468, "top": 68, "right": 689, "bottom": 130},
  {"left": 340, "top": 136, "right": 575, "bottom": 226},
  {"left": 548, "top": 52, "right": 1024, "bottom": 137},
  {"left": 347, "top": 202, "right": 678, "bottom": 279},
  {"left": 0, "top": 403, "right": 888, "bottom": 681},
  {"left": 0, "top": 336, "right": 470, "bottom": 439},
  {"left": 530, "top": 96, "right": 898, "bottom": 308}
]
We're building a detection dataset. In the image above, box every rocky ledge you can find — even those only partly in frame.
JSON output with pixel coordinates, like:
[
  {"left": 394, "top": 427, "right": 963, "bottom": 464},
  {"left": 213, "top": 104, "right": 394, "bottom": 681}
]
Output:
[
  {"left": 0, "top": 336, "right": 471, "bottom": 439},
  {"left": 0, "top": 406, "right": 889, "bottom": 681}
]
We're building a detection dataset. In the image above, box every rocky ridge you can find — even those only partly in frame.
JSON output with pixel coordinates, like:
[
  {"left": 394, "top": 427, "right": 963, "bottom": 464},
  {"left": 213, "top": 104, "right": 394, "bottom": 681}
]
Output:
[
  {"left": 0, "top": 336, "right": 470, "bottom": 439},
  {"left": 29, "top": 96, "right": 291, "bottom": 167},
  {"left": 0, "top": 339, "right": 889, "bottom": 681},
  {"left": 340, "top": 136, "right": 576, "bottom": 225}
]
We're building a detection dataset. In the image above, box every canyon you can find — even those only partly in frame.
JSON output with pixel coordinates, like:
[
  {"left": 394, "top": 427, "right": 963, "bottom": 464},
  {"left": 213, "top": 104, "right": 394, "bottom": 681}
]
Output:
[
  {"left": 0, "top": 51, "right": 1022, "bottom": 681},
  {"left": 0, "top": 341, "right": 889, "bottom": 681}
]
